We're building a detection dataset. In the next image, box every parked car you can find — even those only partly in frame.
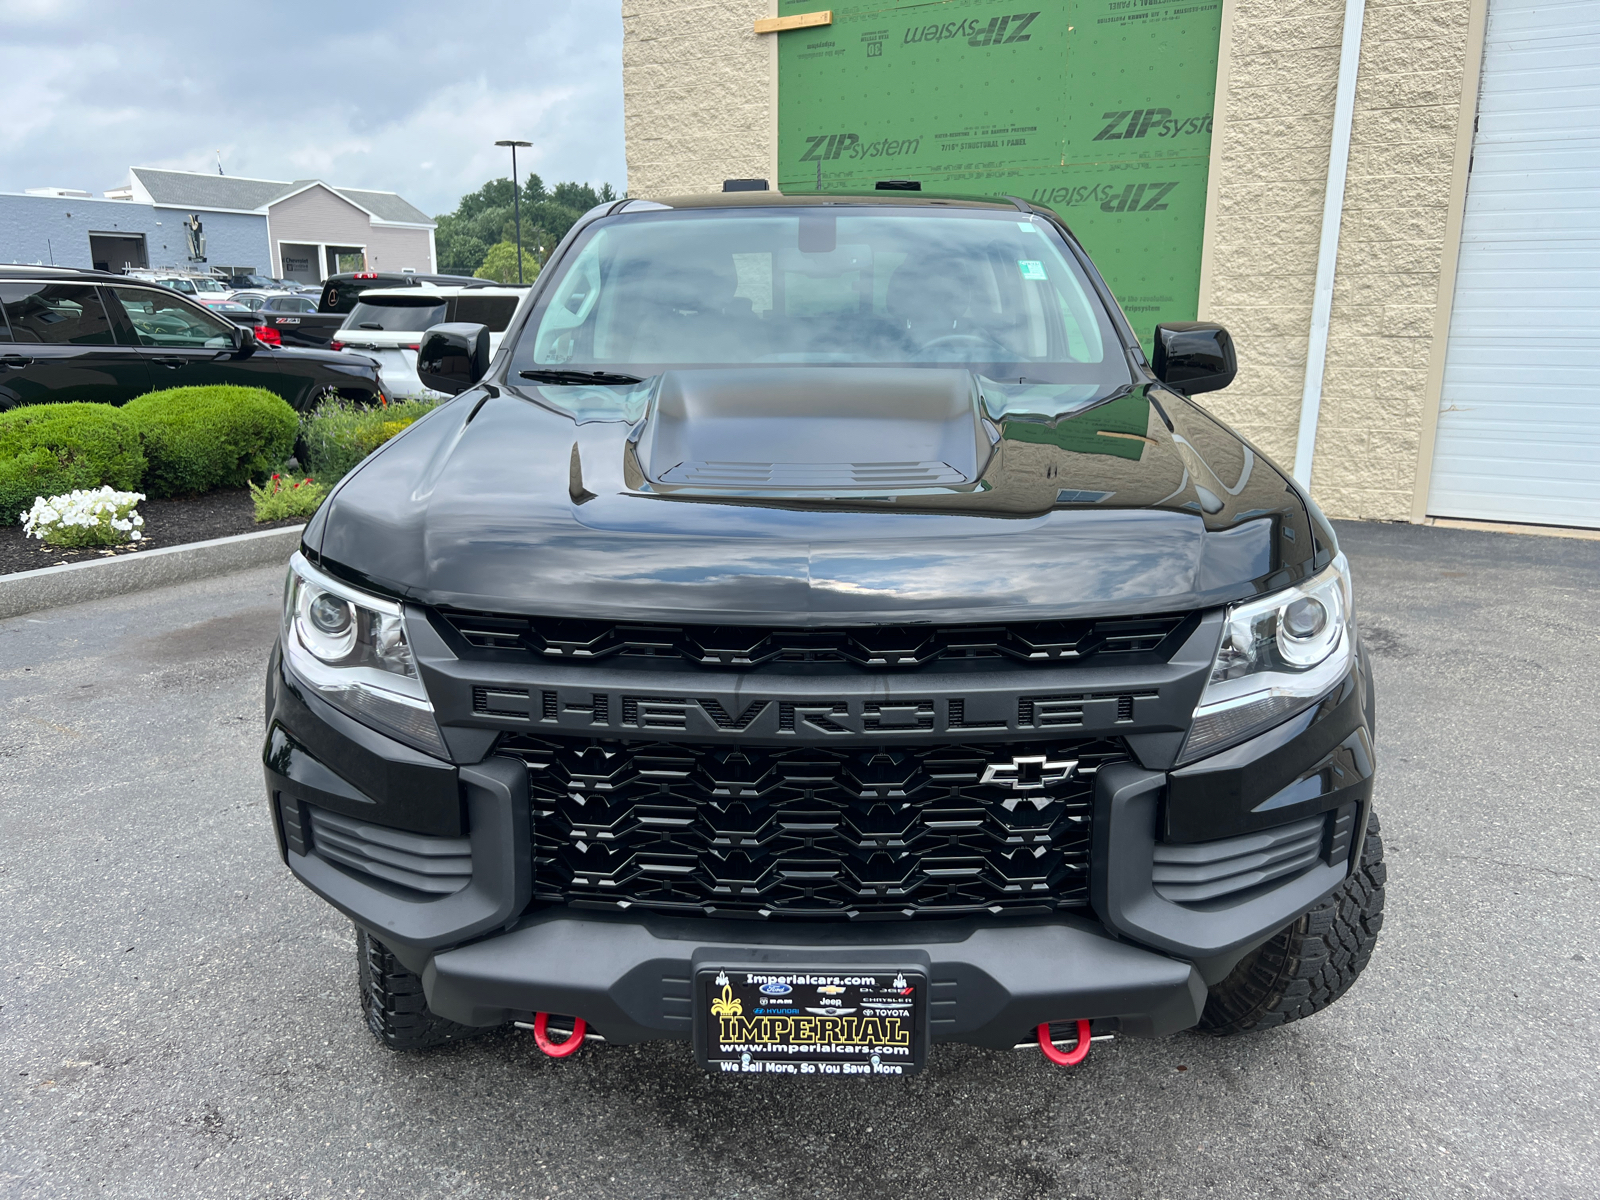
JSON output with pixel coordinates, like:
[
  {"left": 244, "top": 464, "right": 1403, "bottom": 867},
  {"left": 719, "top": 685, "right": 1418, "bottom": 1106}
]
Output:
[
  {"left": 330, "top": 285, "right": 524, "bottom": 398},
  {"left": 227, "top": 273, "right": 291, "bottom": 292},
  {"left": 318, "top": 270, "right": 482, "bottom": 316},
  {"left": 0, "top": 265, "right": 385, "bottom": 411},
  {"left": 254, "top": 270, "right": 487, "bottom": 350},
  {"left": 204, "top": 299, "right": 284, "bottom": 347},
  {"left": 264, "top": 190, "right": 1382, "bottom": 1074},
  {"left": 153, "top": 275, "right": 232, "bottom": 302}
]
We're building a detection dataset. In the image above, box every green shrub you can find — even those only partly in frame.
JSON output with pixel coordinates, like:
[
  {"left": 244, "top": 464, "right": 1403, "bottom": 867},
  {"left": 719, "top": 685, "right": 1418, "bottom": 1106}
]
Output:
[
  {"left": 249, "top": 474, "right": 329, "bottom": 522},
  {"left": 0, "top": 403, "right": 147, "bottom": 525},
  {"left": 301, "top": 396, "right": 442, "bottom": 482},
  {"left": 122, "top": 386, "right": 298, "bottom": 497}
]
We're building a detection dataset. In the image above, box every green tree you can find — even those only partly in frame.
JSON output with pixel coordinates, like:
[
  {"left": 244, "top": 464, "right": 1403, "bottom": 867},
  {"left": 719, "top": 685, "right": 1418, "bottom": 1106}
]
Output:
[
  {"left": 473, "top": 241, "right": 541, "bottom": 284},
  {"left": 434, "top": 220, "right": 488, "bottom": 275},
  {"left": 434, "top": 175, "right": 617, "bottom": 276},
  {"left": 458, "top": 177, "right": 517, "bottom": 219}
]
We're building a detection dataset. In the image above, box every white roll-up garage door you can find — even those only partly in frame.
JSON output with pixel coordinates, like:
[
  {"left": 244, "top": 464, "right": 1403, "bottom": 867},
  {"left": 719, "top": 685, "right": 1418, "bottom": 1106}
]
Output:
[{"left": 1428, "top": 0, "right": 1600, "bottom": 529}]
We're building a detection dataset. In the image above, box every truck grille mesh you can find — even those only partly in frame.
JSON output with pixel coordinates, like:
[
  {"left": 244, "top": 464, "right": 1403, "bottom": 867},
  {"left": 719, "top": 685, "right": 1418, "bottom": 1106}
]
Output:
[
  {"left": 498, "top": 733, "right": 1128, "bottom": 920},
  {"left": 435, "top": 611, "right": 1191, "bottom": 670}
]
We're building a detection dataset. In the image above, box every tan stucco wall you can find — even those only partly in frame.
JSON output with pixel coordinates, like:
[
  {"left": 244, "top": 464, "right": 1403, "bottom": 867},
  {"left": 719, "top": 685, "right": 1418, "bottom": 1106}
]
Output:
[
  {"left": 619, "top": 0, "right": 1481, "bottom": 519},
  {"left": 622, "top": 0, "right": 773, "bottom": 197},
  {"left": 1202, "top": 0, "right": 1479, "bottom": 520},
  {"left": 1315, "top": 0, "right": 1479, "bottom": 520}
]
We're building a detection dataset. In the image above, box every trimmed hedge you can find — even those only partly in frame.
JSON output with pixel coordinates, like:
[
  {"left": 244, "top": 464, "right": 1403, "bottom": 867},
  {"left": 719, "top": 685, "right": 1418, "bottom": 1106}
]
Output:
[
  {"left": 302, "top": 396, "right": 442, "bottom": 482},
  {"left": 122, "top": 386, "right": 298, "bottom": 497},
  {"left": 0, "top": 403, "right": 147, "bottom": 525}
]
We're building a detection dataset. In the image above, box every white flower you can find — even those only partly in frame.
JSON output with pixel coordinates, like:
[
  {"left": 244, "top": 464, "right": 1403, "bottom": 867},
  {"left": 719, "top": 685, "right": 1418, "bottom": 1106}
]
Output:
[{"left": 22, "top": 487, "right": 147, "bottom": 546}]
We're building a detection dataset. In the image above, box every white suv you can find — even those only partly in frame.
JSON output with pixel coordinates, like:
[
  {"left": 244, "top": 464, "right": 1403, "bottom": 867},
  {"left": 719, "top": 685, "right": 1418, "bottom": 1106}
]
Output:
[{"left": 331, "top": 285, "right": 525, "bottom": 398}]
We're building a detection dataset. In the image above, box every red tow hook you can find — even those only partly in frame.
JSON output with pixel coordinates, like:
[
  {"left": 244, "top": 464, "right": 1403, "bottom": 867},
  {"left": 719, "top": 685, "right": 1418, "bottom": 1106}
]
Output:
[
  {"left": 532, "top": 1012, "right": 587, "bottom": 1058},
  {"left": 1037, "top": 1019, "right": 1092, "bottom": 1066}
]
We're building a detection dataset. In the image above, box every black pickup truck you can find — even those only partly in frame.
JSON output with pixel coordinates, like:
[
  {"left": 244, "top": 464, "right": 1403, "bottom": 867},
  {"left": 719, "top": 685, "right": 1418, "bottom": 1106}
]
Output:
[
  {"left": 266, "top": 190, "right": 1383, "bottom": 1077},
  {"left": 262, "top": 271, "right": 481, "bottom": 349}
]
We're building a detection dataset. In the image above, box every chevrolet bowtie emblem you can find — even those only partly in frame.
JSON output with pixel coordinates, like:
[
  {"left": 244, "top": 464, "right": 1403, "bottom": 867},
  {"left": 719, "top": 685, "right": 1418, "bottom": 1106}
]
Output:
[{"left": 981, "top": 754, "right": 1078, "bottom": 791}]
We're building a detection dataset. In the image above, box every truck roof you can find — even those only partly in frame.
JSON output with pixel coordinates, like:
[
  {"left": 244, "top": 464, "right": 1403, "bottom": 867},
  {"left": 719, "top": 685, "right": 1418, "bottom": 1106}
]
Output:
[{"left": 622, "top": 189, "right": 1028, "bottom": 213}]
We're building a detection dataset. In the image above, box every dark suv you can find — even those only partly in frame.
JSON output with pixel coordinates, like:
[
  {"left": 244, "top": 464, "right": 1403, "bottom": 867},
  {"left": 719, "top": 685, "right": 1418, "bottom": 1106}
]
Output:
[
  {"left": 264, "top": 191, "right": 1383, "bottom": 1076},
  {"left": 0, "top": 266, "right": 385, "bottom": 411}
]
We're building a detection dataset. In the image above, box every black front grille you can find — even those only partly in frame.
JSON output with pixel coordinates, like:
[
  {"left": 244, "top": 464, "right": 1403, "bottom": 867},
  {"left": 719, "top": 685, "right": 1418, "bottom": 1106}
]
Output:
[
  {"left": 499, "top": 733, "right": 1128, "bottom": 920},
  {"left": 437, "top": 611, "right": 1191, "bottom": 670}
]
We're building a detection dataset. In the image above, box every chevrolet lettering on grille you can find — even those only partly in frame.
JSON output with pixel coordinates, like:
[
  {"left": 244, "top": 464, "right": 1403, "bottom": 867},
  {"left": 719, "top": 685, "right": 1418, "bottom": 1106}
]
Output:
[{"left": 468, "top": 687, "right": 1161, "bottom": 739}]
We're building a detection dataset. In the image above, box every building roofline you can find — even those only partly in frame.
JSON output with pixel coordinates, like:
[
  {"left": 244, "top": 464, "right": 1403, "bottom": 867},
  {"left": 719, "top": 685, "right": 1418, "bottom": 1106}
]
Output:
[
  {"left": 148, "top": 203, "right": 268, "bottom": 217},
  {"left": 130, "top": 166, "right": 291, "bottom": 187}
]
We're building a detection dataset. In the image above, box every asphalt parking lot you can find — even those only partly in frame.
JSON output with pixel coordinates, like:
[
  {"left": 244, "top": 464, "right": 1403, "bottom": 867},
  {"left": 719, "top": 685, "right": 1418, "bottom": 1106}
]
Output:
[{"left": 1, "top": 519, "right": 1597, "bottom": 1200}]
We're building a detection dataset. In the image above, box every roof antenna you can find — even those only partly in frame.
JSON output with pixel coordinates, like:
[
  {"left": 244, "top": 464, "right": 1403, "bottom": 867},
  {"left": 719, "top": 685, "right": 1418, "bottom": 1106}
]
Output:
[{"left": 215, "top": 150, "right": 225, "bottom": 176}]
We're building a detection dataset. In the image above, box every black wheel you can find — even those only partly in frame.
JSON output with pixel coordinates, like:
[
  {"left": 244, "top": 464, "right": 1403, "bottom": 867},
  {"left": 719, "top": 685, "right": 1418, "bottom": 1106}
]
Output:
[
  {"left": 1198, "top": 811, "right": 1387, "bottom": 1035},
  {"left": 356, "top": 927, "right": 486, "bottom": 1050}
]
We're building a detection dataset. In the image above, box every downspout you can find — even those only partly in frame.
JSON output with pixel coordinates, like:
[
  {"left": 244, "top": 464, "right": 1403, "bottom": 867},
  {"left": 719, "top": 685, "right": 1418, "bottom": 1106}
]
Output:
[{"left": 1293, "top": 0, "right": 1368, "bottom": 489}]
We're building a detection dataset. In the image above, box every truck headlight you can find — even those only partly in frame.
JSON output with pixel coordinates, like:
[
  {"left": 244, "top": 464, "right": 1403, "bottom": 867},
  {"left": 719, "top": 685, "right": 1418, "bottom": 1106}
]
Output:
[
  {"left": 1179, "top": 554, "right": 1355, "bottom": 763},
  {"left": 281, "top": 552, "right": 448, "bottom": 758}
]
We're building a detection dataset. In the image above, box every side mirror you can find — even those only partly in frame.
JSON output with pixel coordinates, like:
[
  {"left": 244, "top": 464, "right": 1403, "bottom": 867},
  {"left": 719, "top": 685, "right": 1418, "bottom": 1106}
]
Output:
[
  {"left": 234, "top": 325, "right": 258, "bottom": 358},
  {"left": 1152, "top": 322, "right": 1236, "bottom": 394},
  {"left": 418, "top": 323, "right": 490, "bottom": 395}
]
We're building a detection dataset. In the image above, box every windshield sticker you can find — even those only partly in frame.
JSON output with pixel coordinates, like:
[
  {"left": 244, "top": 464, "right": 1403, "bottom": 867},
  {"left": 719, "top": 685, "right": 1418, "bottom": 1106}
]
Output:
[{"left": 1018, "top": 260, "right": 1047, "bottom": 280}]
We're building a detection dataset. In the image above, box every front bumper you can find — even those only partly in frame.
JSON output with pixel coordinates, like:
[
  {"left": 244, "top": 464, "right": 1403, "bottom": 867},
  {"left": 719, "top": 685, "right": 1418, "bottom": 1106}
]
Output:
[
  {"left": 422, "top": 909, "right": 1205, "bottom": 1046},
  {"left": 264, "top": 635, "right": 1375, "bottom": 1047}
]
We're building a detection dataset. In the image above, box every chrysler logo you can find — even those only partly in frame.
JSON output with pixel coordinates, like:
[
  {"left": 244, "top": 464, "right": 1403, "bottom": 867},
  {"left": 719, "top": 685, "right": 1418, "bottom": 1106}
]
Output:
[{"left": 981, "top": 754, "right": 1077, "bottom": 791}]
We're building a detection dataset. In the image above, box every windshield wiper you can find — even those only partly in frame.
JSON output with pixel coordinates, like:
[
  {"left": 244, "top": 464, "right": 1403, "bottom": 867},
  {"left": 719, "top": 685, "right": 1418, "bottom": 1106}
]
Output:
[{"left": 519, "top": 368, "right": 645, "bottom": 386}]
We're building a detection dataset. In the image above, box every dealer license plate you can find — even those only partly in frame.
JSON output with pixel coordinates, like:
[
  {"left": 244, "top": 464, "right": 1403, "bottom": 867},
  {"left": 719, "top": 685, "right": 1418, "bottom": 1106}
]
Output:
[{"left": 697, "top": 967, "right": 927, "bottom": 1077}]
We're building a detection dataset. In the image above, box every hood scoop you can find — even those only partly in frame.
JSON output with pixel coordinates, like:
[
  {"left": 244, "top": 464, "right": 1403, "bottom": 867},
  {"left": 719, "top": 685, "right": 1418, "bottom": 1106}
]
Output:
[{"left": 633, "top": 367, "right": 993, "bottom": 496}]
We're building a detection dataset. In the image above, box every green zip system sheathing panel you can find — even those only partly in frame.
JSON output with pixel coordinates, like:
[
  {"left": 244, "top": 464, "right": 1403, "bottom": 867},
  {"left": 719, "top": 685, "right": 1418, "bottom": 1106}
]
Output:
[{"left": 777, "top": 0, "right": 1222, "bottom": 348}]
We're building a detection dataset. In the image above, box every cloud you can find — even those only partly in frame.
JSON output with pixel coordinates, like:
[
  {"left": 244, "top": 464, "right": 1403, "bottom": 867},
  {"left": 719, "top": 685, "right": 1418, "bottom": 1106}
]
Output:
[{"left": 0, "top": 0, "right": 624, "bottom": 216}]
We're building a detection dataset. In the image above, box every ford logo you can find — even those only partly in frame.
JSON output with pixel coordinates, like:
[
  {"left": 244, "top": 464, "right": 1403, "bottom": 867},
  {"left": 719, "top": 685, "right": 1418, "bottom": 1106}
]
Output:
[{"left": 759, "top": 982, "right": 792, "bottom": 995}]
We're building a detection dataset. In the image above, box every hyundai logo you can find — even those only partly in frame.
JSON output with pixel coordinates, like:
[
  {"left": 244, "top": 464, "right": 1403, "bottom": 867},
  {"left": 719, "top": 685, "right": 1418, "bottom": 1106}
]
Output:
[{"left": 759, "top": 982, "right": 793, "bottom": 995}]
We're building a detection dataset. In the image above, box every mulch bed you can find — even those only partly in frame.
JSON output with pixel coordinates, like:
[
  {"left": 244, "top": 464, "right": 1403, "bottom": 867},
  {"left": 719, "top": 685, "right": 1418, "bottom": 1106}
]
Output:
[{"left": 0, "top": 488, "right": 304, "bottom": 577}]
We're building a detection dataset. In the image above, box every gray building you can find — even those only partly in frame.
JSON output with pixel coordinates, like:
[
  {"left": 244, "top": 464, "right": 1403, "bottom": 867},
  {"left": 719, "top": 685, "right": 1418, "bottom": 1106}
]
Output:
[
  {"left": 0, "top": 188, "right": 267, "bottom": 275},
  {"left": 0, "top": 167, "right": 437, "bottom": 283}
]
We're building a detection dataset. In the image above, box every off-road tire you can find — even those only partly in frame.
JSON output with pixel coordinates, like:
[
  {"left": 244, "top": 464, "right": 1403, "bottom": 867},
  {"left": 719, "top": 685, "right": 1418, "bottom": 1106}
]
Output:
[
  {"left": 1198, "top": 811, "right": 1387, "bottom": 1035},
  {"left": 356, "top": 927, "right": 484, "bottom": 1050}
]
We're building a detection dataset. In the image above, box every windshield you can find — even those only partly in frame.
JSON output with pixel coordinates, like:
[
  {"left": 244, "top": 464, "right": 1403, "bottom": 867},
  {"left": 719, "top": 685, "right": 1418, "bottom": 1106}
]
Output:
[
  {"left": 515, "top": 207, "right": 1124, "bottom": 386},
  {"left": 342, "top": 297, "right": 448, "bottom": 332}
]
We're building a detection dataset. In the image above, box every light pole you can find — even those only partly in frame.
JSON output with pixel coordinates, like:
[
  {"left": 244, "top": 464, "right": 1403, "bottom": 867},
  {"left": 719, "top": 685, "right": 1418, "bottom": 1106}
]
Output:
[{"left": 494, "top": 139, "right": 533, "bottom": 283}]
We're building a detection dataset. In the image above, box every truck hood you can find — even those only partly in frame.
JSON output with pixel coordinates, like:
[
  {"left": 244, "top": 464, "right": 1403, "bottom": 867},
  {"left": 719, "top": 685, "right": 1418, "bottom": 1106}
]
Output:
[{"left": 306, "top": 371, "right": 1324, "bottom": 624}]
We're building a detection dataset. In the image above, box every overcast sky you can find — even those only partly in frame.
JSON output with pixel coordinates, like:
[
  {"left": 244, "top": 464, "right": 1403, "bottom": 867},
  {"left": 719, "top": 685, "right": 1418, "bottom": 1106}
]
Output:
[{"left": 0, "top": 0, "right": 625, "bottom": 216}]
